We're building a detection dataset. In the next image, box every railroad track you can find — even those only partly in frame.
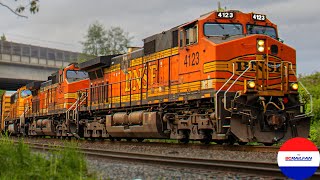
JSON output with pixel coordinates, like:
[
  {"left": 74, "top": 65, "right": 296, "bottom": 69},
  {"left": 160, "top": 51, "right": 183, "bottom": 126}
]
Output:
[
  {"left": 9, "top": 136, "right": 281, "bottom": 153},
  {"left": 25, "top": 142, "right": 320, "bottom": 179}
]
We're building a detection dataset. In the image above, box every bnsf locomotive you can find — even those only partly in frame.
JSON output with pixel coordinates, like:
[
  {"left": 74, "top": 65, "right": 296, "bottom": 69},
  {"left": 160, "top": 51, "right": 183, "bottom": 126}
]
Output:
[{"left": 0, "top": 10, "right": 311, "bottom": 145}]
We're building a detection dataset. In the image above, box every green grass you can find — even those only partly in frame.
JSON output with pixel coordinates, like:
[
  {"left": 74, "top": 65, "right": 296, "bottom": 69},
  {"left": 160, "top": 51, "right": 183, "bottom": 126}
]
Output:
[
  {"left": 310, "top": 122, "right": 320, "bottom": 146},
  {"left": 0, "top": 136, "right": 96, "bottom": 180}
]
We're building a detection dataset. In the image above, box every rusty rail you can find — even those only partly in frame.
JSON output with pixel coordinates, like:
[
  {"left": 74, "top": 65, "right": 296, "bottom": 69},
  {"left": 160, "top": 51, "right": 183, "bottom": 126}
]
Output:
[{"left": 23, "top": 142, "right": 318, "bottom": 179}]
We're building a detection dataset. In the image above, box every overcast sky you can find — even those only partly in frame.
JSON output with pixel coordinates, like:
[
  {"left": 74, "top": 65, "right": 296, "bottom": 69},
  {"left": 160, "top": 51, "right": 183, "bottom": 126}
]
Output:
[{"left": 0, "top": 0, "right": 318, "bottom": 74}]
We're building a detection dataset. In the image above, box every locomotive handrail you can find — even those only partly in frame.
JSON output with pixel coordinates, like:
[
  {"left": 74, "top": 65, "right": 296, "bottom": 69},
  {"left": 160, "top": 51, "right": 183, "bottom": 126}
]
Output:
[
  {"left": 3, "top": 111, "right": 10, "bottom": 121},
  {"left": 78, "top": 76, "right": 145, "bottom": 107},
  {"left": 214, "top": 63, "right": 235, "bottom": 118},
  {"left": 19, "top": 105, "right": 30, "bottom": 128},
  {"left": 66, "top": 92, "right": 87, "bottom": 122},
  {"left": 283, "top": 61, "right": 313, "bottom": 117},
  {"left": 223, "top": 60, "right": 265, "bottom": 111}
]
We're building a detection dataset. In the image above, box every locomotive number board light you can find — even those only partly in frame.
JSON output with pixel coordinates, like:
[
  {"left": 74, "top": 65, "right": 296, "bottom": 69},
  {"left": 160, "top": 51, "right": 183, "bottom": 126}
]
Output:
[
  {"left": 252, "top": 13, "right": 266, "bottom": 21},
  {"left": 216, "top": 12, "right": 234, "bottom": 19}
]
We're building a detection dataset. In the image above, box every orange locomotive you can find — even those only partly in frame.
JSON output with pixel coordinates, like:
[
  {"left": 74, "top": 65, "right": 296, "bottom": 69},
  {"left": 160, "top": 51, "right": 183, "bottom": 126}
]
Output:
[
  {"left": 78, "top": 10, "right": 311, "bottom": 144},
  {"left": 1, "top": 10, "right": 311, "bottom": 145},
  {"left": 2, "top": 63, "right": 89, "bottom": 137}
]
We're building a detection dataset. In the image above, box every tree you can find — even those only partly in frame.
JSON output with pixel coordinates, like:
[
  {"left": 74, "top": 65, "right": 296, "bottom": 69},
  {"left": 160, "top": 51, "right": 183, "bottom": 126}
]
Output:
[
  {"left": 0, "top": 0, "right": 39, "bottom": 18},
  {"left": 1, "top": 34, "right": 6, "bottom": 41},
  {"left": 81, "top": 22, "right": 108, "bottom": 56},
  {"left": 81, "top": 22, "right": 132, "bottom": 57},
  {"left": 105, "top": 27, "right": 132, "bottom": 55}
]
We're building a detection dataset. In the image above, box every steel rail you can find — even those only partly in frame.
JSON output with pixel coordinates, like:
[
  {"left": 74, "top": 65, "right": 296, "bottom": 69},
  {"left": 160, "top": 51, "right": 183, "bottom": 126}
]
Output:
[
  {"left": 25, "top": 142, "right": 320, "bottom": 179},
  {"left": 7, "top": 136, "right": 281, "bottom": 153}
]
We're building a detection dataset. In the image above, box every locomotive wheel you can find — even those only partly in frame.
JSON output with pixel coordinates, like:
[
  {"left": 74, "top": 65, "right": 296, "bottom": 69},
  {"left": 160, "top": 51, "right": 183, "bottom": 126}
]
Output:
[
  {"left": 178, "top": 130, "right": 190, "bottom": 144},
  {"left": 137, "top": 138, "right": 144, "bottom": 142},
  {"left": 179, "top": 138, "right": 189, "bottom": 144},
  {"left": 199, "top": 130, "right": 212, "bottom": 144},
  {"left": 238, "top": 142, "right": 247, "bottom": 145},
  {"left": 263, "top": 143, "right": 274, "bottom": 146},
  {"left": 200, "top": 138, "right": 211, "bottom": 145},
  {"left": 214, "top": 141, "right": 224, "bottom": 145},
  {"left": 225, "top": 136, "right": 236, "bottom": 145}
]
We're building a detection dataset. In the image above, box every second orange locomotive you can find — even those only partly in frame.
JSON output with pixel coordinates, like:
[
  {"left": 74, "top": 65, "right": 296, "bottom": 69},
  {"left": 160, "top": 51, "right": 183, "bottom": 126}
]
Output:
[{"left": 1, "top": 10, "right": 311, "bottom": 145}]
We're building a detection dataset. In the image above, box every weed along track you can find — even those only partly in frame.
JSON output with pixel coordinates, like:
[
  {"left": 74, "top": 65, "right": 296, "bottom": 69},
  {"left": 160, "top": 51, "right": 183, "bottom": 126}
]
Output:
[
  {"left": 0, "top": 137, "right": 94, "bottom": 179},
  {"left": 6, "top": 137, "right": 320, "bottom": 179}
]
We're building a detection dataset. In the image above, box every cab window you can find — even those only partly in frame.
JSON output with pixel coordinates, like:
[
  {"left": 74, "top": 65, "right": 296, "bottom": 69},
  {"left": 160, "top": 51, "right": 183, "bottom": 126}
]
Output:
[
  {"left": 180, "top": 24, "right": 198, "bottom": 47},
  {"left": 204, "top": 23, "right": 243, "bottom": 36},
  {"left": 66, "top": 70, "right": 89, "bottom": 83},
  {"left": 247, "top": 24, "right": 277, "bottom": 39},
  {"left": 179, "top": 30, "right": 184, "bottom": 47},
  {"left": 185, "top": 25, "right": 198, "bottom": 45},
  {"left": 20, "top": 90, "right": 32, "bottom": 98}
]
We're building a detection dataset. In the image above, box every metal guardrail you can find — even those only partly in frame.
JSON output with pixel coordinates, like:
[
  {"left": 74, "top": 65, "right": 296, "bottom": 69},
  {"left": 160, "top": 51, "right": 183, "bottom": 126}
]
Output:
[
  {"left": 285, "top": 61, "right": 313, "bottom": 117},
  {"left": 0, "top": 40, "right": 80, "bottom": 66}
]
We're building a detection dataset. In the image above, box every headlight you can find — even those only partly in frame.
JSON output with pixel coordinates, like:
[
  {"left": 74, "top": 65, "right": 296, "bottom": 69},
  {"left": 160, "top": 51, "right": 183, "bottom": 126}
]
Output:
[
  {"left": 258, "top": 40, "right": 265, "bottom": 46},
  {"left": 257, "top": 39, "right": 265, "bottom": 52},
  {"left": 247, "top": 81, "right": 256, "bottom": 89},
  {"left": 291, "top": 83, "right": 298, "bottom": 91},
  {"left": 258, "top": 46, "right": 265, "bottom": 52}
]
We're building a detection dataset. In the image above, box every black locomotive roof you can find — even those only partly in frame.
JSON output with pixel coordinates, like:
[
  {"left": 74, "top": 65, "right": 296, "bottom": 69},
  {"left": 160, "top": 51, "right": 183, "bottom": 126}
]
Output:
[
  {"left": 26, "top": 81, "right": 43, "bottom": 90},
  {"left": 79, "top": 55, "right": 121, "bottom": 71}
]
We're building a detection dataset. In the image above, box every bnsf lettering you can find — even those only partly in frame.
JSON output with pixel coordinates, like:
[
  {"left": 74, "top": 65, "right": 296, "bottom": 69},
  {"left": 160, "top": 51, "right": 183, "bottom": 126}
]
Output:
[
  {"left": 235, "top": 61, "right": 281, "bottom": 72},
  {"left": 125, "top": 65, "right": 157, "bottom": 92}
]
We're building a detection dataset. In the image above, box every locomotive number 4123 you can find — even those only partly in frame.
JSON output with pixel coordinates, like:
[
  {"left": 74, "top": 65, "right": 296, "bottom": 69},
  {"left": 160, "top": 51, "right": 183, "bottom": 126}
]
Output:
[{"left": 184, "top": 52, "right": 200, "bottom": 67}]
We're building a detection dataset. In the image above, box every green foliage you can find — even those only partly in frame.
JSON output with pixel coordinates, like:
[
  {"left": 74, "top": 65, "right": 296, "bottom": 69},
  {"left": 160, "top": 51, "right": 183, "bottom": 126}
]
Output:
[
  {"left": 0, "top": 90, "right": 4, "bottom": 97},
  {"left": 81, "top": 21, "right": 132, "bottom": 58},
  {"left": 299, "top": 72, "right": 320, "bottom": 145},
  {"left": 310, "top": 121, "right": 320, "bottom": 145},
  {"left": 15, "top": 0, "right": 39, "bottom": 14},
  {"left": 0, "top": 0, "right": 39, "bottom": 18},
  {"left": 78, "top": 53, "right": 96, "bottom": 64},
  {"left": 0, "top": 137, "right": 95, "bottom": 179},
  {"left": 299, "top": 72, "right": 320, "bottom": 122},
  {"left": 0, "top": 34, "right": 6, "bottom": 41}
]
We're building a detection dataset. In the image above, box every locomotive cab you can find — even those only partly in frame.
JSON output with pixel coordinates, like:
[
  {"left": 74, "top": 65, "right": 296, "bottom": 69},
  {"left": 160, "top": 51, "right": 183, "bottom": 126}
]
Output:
[{"left": 178, "top": 10, "right": 310, "bottom": 144}]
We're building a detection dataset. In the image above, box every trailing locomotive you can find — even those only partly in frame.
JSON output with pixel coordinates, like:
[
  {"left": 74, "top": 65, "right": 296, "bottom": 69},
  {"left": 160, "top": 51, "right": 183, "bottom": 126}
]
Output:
[{"left": 0, "top": 10, "right": 312, "bottom": 145}]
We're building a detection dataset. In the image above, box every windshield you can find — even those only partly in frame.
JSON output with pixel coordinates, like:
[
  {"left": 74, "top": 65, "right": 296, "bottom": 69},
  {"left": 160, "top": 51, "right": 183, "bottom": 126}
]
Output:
[
  {"left": 204, "top": 23, "right": 243, "bottom": 36},
  {"left": 66, "top": 70, "right": 88, "bottom": 82},
  {"left": 20, "top": 90, "right": 32, "bottom": 98},
  {"left": 247, "top": 25, "right": 277, "bottom": 39}
]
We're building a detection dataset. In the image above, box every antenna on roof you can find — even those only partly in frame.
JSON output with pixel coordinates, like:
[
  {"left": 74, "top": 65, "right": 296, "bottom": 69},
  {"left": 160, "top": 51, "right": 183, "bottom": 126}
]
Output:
[{"left": 217, "top": 1, "right": 227, "bottom": 12}]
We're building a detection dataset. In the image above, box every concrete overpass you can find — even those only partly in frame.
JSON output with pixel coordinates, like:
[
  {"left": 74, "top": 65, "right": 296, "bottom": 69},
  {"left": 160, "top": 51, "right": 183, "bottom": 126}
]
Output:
[{"left": 0, "top": 40, "right": 80, "bottom": 90}]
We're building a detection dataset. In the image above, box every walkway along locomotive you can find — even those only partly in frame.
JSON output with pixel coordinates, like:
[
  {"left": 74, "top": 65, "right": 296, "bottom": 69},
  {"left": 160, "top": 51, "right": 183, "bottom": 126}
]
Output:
[{"left": 0, "top": 10, "right": 312, "bottom": 145}]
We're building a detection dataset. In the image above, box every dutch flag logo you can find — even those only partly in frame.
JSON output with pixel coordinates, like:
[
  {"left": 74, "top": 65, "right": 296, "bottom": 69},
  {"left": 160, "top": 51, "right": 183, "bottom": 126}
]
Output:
[{"left": 277, "top": 137, "right": 320, "bottom": 180}]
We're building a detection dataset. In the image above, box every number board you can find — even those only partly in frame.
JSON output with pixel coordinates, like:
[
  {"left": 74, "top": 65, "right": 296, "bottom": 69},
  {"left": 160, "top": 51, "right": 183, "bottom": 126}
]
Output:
[
  {"left": 252, "top": 14, "right": 266, "bottom": 21},
  {"left": 216, "top": 12, "right": 234, "bottom": 19}
]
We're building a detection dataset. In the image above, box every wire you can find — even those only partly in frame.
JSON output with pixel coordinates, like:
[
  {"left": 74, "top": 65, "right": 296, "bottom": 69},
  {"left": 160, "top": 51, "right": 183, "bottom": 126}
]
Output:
[{"left": 6, "top": 33, "right": 77, "bottom": 47}]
